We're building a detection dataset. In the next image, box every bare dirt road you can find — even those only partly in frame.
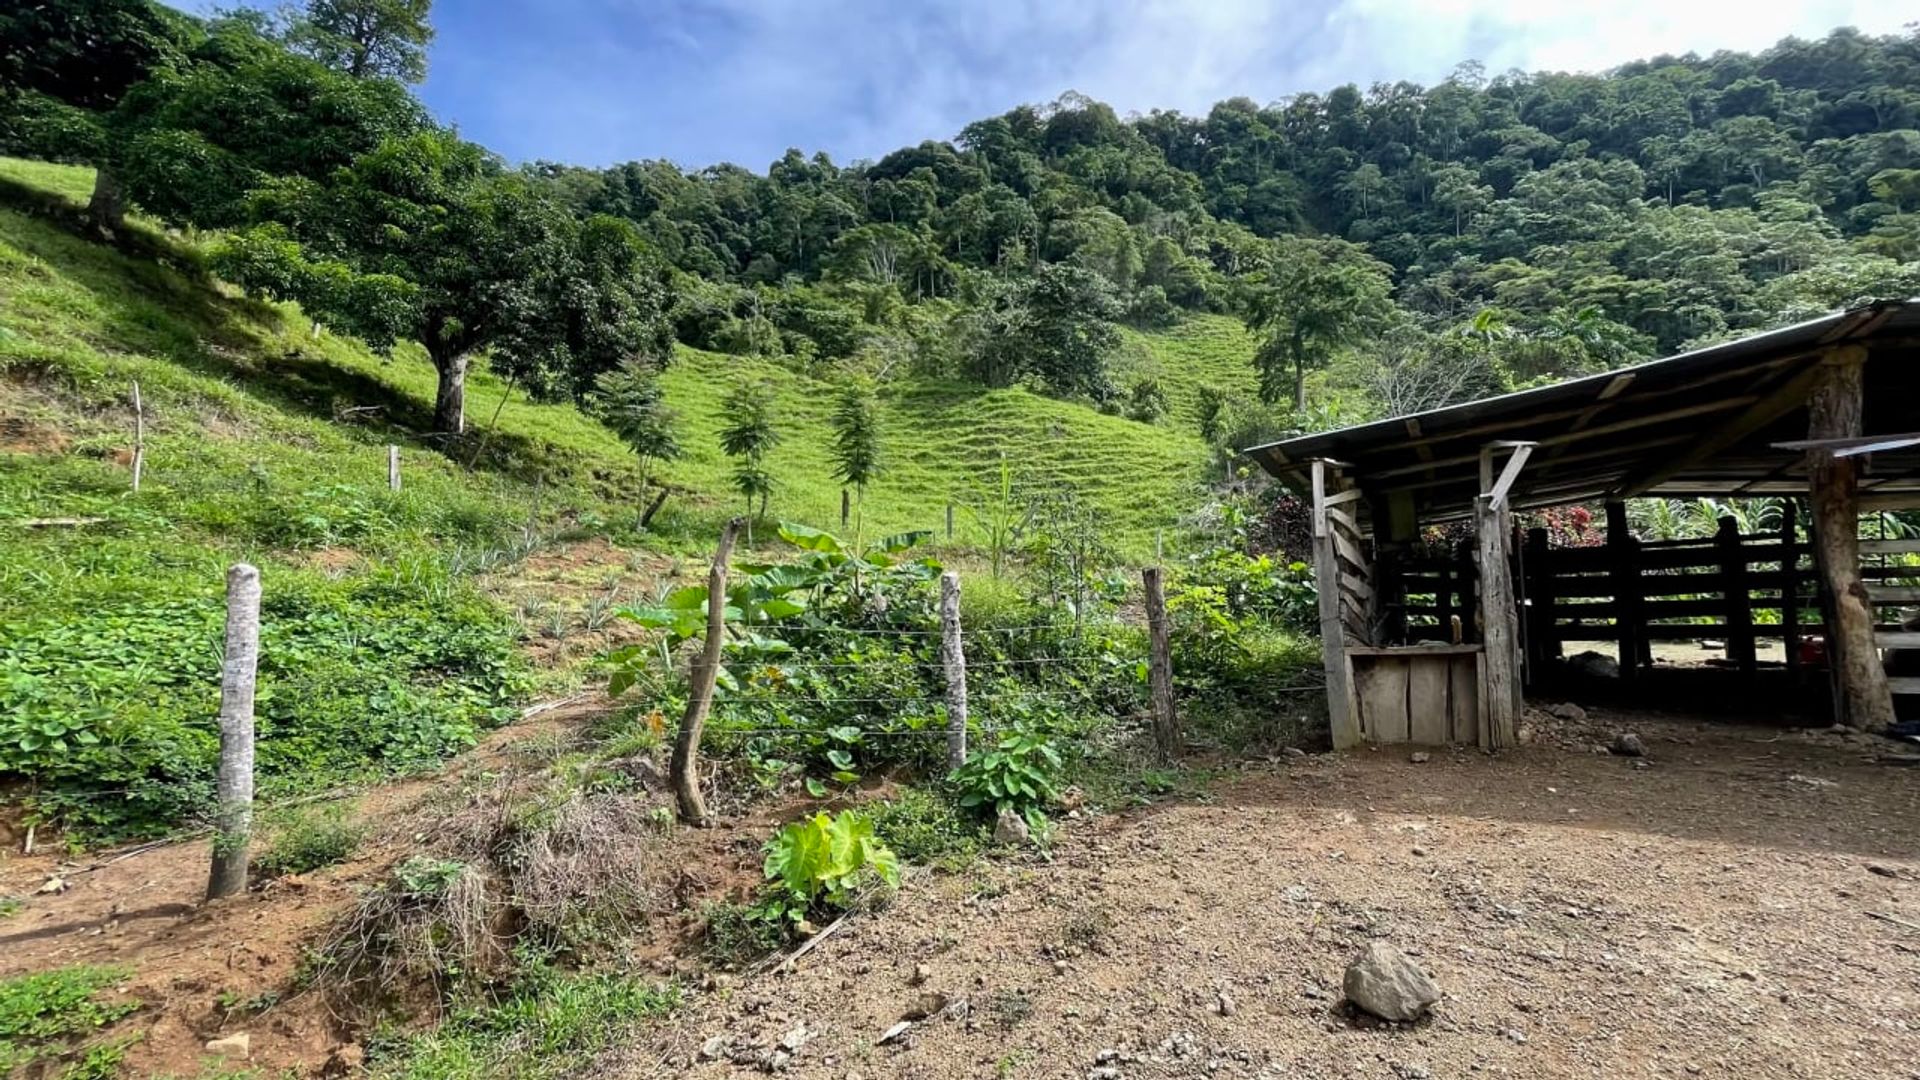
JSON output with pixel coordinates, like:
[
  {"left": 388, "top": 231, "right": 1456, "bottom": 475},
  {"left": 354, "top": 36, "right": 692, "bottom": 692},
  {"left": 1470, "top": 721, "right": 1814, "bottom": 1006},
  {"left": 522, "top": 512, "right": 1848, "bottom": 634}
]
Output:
[{"left": 611, "top": 710, "right": 1920, "bottom": 1080}]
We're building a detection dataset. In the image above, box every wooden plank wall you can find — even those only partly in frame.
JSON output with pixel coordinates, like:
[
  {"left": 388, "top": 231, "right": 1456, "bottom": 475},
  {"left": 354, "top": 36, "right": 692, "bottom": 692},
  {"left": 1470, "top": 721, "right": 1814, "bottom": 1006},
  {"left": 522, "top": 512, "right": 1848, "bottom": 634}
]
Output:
[{"left": 1352, "top": 651, "right": 1482, "bottom": 744}]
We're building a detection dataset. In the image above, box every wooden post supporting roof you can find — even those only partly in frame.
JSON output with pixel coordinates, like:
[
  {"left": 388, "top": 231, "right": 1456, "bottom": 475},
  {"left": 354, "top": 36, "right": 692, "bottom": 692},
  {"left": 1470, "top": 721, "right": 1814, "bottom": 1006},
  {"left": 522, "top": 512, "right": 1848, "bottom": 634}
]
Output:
[
  {"left": 1312, "top": 460, "right": 1362, "bottom": 749},
  {"left": 1805, "top": 345, "right": 1896, "bottom": 731},
  {"left": 1473, "top": 443, "right": 1526, "bottom": 748}
]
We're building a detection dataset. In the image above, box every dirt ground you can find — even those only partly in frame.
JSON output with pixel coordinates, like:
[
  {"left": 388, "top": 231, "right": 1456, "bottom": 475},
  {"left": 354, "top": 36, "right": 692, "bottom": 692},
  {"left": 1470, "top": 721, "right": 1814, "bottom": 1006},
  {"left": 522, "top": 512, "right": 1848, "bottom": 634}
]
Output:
[
  {"left": 0, "top": 695, "right": 777, "bottom": 1079},
  {"left": 606, "top": 708, "right": 1920, "bottom": 1080}
]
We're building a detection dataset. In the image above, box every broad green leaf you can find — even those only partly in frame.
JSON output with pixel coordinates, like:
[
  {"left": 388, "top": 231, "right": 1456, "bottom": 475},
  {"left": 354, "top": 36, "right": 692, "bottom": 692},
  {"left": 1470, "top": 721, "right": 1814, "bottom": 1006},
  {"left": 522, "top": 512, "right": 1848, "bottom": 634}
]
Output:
[{"left": 777, "top": 522, "right": 845, "bottom": 555}]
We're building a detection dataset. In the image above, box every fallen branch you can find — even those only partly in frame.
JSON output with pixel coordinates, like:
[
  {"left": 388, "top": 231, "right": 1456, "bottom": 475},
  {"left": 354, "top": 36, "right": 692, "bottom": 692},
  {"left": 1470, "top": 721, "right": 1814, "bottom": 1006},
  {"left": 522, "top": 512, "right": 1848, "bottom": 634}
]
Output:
[
  {"left": 1868, "top": 911, "right": 1920, "bottom": 934},
  {"left": 520, "top": 692, "right": 590, "bottom": 720},
  {"left": 759, "top": 910, "right": 853, "bottom": 975}
]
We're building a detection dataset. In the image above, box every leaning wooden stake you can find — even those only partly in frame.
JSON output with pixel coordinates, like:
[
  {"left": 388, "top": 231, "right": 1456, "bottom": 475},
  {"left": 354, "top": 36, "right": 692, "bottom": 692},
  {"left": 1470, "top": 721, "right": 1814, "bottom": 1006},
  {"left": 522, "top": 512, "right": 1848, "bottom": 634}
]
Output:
[
  {"left": 671, "top": 518, "right": 742, "bottom": 826},
  {"left": 1143, "top": 566, "right": 1178, "bottom": 762},
  {"left": 207, "top": 563, "right": 261, "bottom": 900},
  {"left": 387, "top": 445, "right": 401, "bottom": 492},
  {"left": 939, "top": 571, "right": 968, "bottom": 770},
  {"left": 129, "top": 381, "right": 145, "bottom": 493}
]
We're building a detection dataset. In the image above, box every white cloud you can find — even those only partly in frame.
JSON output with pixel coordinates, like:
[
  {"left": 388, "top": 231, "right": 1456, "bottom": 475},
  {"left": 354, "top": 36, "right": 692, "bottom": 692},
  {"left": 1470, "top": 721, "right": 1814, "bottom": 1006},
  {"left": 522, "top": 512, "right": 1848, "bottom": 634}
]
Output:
[{"left": 657, "top": 0, "right": 1914, "bottom": 165}]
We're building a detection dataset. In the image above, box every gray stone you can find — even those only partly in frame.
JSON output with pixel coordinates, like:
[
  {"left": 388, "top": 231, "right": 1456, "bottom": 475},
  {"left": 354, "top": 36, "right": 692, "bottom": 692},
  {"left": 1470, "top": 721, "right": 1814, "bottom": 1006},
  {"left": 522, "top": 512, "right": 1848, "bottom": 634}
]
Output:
[
  {"left": 1409, "top": 751, "right": 1431, "bottom": 764},
  {"left": 1546, "top": 702, "right": 1587, "bottom": 723},
  {"left": 994, "top": 809, "right": 1031, "bottom": 845},
  {"left": 1610, "top": 732, "right": 1647, "bottom": 757},
  {"left": 904, "top": 992, "right": 948, "bottom": 1020},
  {"left": 204, "top": 1033, "right": 251, "bottom": 1059},
  {"left": 1566, "top": 651, "right": 1619, "bottom": 679},
  {"left": 1343, "top": 942, "right": 1440, "bottom": 1022},
  {"left": 698, "top": 1035, "right": 730, "bottom": 1061}
]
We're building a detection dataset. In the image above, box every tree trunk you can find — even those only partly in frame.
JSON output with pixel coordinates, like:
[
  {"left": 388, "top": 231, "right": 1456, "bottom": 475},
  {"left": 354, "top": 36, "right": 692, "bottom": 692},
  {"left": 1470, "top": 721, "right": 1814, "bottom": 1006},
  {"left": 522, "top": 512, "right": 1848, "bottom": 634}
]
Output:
[
  {"left": 1806, "top": 346, "right": 1895, "bottom": 732},
  {"left": 1294, "top": 353, "right": 1308, "bottom": 413},
  {"left": 432, "top": 353, "right": 469, "bottom": 435},
  {"left": 670, "top": 518, "right": 742, "bottom": 826},
  {"left": 638, "top": 487, "right": 669, "bottom": 530},
  {"left": 88, "top": 168, "right": 126, "bottom": 233}
]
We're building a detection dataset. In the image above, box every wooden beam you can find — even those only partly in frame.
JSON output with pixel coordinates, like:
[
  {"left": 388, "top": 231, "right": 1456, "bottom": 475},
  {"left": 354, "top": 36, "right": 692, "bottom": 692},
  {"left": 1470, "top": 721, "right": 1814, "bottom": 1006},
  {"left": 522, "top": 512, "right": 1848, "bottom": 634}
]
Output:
[
  {"left": 1486, "top": 443, "right": 1535, "bottom": 510},
  {"left": 1475, "top": 494, "right": 1519, "bottom": 749},
  {"left": 1369, "top": 396, "right": 1758, "bottom": 481},
  {"left": 1805, "top": 345, "right": 1895, "bottom": 732},
  {"left": 1359, "top": 352, "right": 1799, "bottom": 459},
  {"left": 1773, "top": 433, "right": 1920, "bottom": 457},
  {"left": 1311, "top": 459, "right": 1361, "bottom": 749},
  {"left": 1614, "top": 359, "right": 1828, "bottom": 499}
]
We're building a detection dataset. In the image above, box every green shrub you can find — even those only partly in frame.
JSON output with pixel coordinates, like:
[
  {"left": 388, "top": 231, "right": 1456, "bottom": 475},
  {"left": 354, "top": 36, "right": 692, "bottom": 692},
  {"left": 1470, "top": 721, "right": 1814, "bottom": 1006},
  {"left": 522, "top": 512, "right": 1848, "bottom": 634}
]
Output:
[
  {"left": 761, "top": 810, "right": 900, "bottom": 924},
  {"left": 700, "top": 901, "right": 787, "bottom": 967},
  {"left": 254, "top": 804, "right": 365, "bottom": 878},
  {"left": 951, "top": 728, "right": 1063, "bottom": 833},
  {"left": 0, "top": 965, "right": 136, "bottom": 1074},
  {"left": 871, "top": 787, "right": 984, "bottom": 869}
]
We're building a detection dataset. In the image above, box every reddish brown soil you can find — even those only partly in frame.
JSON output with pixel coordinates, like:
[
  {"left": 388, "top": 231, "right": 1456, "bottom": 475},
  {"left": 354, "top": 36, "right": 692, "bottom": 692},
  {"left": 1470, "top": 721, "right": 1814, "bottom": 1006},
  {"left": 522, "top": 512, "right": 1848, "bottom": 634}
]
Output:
[
  {"left": 608, "top": 708, "right": 1920, "bottom": 1080},
  {"left": 0, "top": 697, "right": 786, "bottom": 1079}
]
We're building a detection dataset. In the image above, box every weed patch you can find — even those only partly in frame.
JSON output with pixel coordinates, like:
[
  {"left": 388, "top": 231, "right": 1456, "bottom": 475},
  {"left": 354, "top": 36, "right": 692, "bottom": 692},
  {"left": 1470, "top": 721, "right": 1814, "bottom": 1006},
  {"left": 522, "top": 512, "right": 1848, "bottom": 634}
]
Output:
[{"left": 0, "top": 964, "right": 137, "bottom": 1075}]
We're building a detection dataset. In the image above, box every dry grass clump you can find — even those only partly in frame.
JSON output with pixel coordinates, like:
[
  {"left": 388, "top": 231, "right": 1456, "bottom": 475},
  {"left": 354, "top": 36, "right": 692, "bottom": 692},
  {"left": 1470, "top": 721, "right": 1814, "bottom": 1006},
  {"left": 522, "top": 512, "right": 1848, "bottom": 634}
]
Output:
[{"left": 314, "top": 780, "right": 673, "bottom": 1017}]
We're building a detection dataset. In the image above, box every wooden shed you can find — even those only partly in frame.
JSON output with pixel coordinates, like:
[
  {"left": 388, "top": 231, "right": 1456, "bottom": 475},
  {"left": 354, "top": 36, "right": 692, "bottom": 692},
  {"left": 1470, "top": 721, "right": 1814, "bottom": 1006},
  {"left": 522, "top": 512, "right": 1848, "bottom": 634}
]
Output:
[{"left": 1242, "top": 299, "right": 1920, "bottom": 750}]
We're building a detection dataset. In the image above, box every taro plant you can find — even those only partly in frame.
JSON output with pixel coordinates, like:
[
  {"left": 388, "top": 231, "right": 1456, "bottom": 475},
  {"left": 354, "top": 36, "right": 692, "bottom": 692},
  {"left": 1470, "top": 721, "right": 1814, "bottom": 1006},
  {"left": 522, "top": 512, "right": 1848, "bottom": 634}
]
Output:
[
  {"left": 951, "top": 727, "right": 1063, "bottom": 834},
  {"left": 759, "top": 810, "right": 901, "bottom": 926}
]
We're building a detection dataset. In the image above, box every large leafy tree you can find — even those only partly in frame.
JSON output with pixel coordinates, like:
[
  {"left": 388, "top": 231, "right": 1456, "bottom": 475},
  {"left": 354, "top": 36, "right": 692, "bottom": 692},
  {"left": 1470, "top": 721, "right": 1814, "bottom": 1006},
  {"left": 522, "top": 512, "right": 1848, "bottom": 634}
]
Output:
[
  {"left": 0, "top": 0, "right": 195, "bottom": 111},
  {"left": 962, "top": 263, "right": 1122, "bottom": 399},
  {"left": 215, "top": 131, "right": 674, "bottom": 435},
  {"left": 1236, "top": 238, "right": 1393, "bottom": 409},
  {"left": 286, "top": 0, "right": 434, "bottom": 83}
]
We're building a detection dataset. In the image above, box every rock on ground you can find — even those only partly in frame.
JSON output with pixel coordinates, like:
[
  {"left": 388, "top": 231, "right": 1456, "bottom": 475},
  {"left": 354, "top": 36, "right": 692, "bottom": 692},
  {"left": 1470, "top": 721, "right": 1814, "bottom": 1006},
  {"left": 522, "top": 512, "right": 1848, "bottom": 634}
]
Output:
[
  {"left": 1611, "top": 732, "right": 1647, "bottom": 757},
  {"left": 994, "top": 809, "right": 1031, "bottom": 845},
  {"left": 1343, "top": 942, "right": 1440, "bottom": 1022}
]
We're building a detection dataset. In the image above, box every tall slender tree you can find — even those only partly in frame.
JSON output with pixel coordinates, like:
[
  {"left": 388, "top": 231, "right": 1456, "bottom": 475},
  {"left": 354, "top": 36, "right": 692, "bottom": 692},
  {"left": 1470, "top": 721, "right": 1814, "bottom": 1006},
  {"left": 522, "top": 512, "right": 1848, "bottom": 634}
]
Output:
[
  {"left": 593, "top": 361, "right": 680, "bottom": 525},
  {"left": 719, "top": 381, "right": 780, "bottom": 525},
  {"left": 829, "top": 379, "right": 882, "bottom": 545}
]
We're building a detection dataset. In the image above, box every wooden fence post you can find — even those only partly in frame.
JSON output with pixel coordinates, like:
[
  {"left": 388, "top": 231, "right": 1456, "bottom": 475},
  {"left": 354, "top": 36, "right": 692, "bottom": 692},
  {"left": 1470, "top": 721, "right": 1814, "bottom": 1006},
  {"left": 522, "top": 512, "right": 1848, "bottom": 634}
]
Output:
[
  {"left": 939, "top": 571, "right": 968, "bottom": 770},
  {"left": 130, "top": 381, "right": 145, "bottom": 493},
  {"left": 1781, "top": 501, "right": 1801, "bottom": 680},
  {"left": 1606, "top": 501, "right": 1642, "bottom": 681},
  {"left": 387, "top": 445, "right": 401, "bottom": 492},
  {"left": 1806, "top": 345, "right": 1894, "bottom": 731},
  {"left": 840, "top": 489, "right": 850, "bottom": 529},
  {"left": 1475, "top": 497, "right": 1519, "bottom": 748},
  {"left": 1716, "top": 516, "right": 1756, "bottom": 675},
  {"left": 945, "top": 503, "right": 955, "bottom": 541},
  {"left": 1143, "top": 566, "right": 1178, "bottom": 762},
  {"left": 207, "top": 563, "right": 260, "bottom": 900},
  {"left": 670, "top": 518, "right": 742, "bottom": 826},
  {"left": 1525, "top": 527, "right": 1557, "bottom": 673}
]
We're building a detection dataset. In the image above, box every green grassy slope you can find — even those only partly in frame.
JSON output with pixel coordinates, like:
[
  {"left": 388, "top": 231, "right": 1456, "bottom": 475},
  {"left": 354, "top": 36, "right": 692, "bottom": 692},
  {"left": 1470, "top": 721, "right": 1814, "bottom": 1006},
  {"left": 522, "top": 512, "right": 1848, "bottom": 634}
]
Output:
[
  {"left": 0, "top": 156, "right": 1249, "bottom": 835},
  {"left": 0, "top": 157, "right": 1230, "bottom": 556}
]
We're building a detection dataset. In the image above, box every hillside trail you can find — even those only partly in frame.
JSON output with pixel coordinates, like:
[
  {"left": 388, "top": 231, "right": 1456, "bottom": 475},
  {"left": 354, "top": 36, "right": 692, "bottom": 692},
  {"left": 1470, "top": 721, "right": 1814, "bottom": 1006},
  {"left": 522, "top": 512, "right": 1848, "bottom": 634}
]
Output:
[
  {"left": 603, "top": 709, "right": 1920, "bottom": 1080},
  {"left": 0, "top": 537, "right": 714, "bottom": 1076}
]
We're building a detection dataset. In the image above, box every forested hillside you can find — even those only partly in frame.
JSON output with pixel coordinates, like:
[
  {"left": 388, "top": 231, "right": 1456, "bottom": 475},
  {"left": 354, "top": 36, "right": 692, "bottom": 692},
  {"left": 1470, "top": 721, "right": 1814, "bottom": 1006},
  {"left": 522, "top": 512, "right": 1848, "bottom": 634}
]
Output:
[{"left": 5, "top": 5, "right": 1919, "bottom": 452}]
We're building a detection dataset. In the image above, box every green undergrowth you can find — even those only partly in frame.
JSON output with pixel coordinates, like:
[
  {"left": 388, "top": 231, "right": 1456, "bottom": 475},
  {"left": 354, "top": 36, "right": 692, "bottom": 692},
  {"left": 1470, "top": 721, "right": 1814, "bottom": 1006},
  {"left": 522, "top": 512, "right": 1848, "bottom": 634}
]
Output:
[
  {"left": 364, "top": 960, "right": 679, "bottom": 1080},
  {"left": 0, "top": 156, "right": 1242, "bottom": 843},
  {"left": 0, "top": 964, "right": 138, "bottom": 1077}
]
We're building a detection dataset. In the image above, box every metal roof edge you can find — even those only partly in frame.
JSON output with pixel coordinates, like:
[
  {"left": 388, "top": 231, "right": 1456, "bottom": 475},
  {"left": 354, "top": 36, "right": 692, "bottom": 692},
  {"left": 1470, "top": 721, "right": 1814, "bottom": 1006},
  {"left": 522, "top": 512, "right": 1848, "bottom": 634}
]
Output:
[{"left": 1239, "top": 299, "right": 1912, "bottom": 463}]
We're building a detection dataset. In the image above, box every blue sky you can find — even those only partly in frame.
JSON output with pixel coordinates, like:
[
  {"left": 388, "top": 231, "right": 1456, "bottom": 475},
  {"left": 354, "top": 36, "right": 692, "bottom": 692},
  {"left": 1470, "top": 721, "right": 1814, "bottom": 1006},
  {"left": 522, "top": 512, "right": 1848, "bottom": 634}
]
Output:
[{"left": 177, "top": 0, "right": 1912, "bottom": 170}]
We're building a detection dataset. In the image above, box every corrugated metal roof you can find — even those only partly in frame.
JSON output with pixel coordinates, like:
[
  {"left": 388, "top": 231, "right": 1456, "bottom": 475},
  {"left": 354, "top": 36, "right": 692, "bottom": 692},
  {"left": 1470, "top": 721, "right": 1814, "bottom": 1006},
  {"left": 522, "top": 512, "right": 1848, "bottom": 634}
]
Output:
[{"left": 1241, "top": 299, "right": 1920, "bottom": 523}]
